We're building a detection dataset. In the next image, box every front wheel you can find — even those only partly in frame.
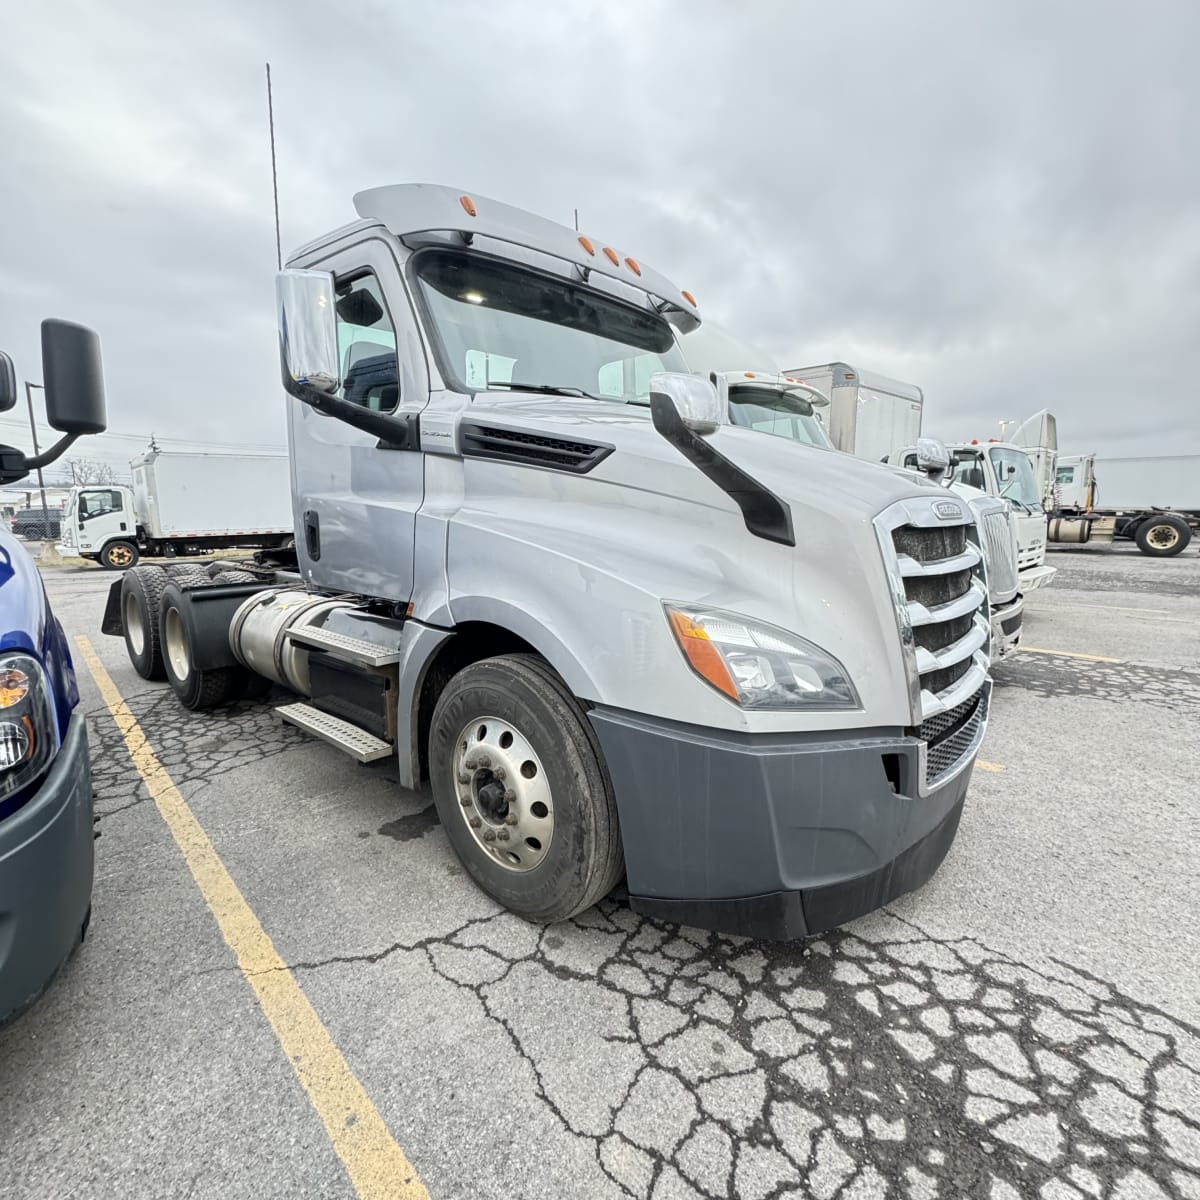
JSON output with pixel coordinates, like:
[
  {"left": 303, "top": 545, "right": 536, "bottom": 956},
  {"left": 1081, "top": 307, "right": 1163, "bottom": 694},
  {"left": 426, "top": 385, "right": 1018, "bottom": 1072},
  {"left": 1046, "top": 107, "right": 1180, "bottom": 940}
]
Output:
[
  {"left": 428, "top": 654, "right": 624, "bottom": 923},
  {"left": 100, "top": 540, "right": 139, "bottom": 570},
  {"left": 1135, "top": 514, "right": 1191, "bottom": 557}
]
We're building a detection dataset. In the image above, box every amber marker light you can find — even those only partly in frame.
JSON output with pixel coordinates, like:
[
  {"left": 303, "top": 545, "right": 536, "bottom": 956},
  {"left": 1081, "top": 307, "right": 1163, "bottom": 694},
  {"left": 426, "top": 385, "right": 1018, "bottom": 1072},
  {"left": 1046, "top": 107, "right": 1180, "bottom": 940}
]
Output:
[{"left": 666, "top": 608, "right": 738, "bottom": 701}]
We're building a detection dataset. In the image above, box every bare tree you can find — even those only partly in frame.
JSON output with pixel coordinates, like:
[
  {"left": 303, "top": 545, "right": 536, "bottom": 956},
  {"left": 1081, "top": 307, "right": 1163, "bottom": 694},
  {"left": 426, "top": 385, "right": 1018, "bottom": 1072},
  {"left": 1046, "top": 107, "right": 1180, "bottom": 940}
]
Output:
[{"left": 65, "top": 458, "right": 119, "bottom": 486}]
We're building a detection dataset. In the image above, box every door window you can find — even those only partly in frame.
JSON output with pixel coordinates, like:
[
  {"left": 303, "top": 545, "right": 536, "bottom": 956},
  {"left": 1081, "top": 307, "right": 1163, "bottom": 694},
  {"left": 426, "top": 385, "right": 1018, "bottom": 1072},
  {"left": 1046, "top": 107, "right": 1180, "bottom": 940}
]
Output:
[
  {"left": 79, "top": 490, "right": 123, "bottom": 521},
  {"left": 334, "top": 272, "right": 399, "bottom": 412}
]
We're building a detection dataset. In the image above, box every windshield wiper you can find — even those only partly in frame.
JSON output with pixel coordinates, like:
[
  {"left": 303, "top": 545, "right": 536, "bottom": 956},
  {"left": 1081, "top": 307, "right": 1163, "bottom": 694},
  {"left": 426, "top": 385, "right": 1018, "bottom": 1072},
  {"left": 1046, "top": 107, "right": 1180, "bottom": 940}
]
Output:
[{"left": 486, "top": 381, "right": 604, "bottom": 402}]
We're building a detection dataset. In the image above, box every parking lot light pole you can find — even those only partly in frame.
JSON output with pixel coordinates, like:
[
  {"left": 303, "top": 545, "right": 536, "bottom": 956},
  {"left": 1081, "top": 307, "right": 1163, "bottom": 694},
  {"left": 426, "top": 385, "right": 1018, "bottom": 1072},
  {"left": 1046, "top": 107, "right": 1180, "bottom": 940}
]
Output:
[{"left": 24, "top": 382, "right": 51, "bottom": 526}]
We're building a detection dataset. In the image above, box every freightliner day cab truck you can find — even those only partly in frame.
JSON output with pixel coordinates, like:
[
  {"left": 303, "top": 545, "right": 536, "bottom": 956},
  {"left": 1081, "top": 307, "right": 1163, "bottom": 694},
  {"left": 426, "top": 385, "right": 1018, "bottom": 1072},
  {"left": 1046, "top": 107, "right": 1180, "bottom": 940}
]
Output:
[
  {"left": 0, "top": 321, "right": 108, "bottom": 1024},
  {"left": 56, "top": 450, "right": 293, "bottom": 569},
  {"left": 103, "top": 184, "right": 992, "bottom": 938},
  {"left": 1048, "top": 453, "right": 1200, "bottom": 556}
]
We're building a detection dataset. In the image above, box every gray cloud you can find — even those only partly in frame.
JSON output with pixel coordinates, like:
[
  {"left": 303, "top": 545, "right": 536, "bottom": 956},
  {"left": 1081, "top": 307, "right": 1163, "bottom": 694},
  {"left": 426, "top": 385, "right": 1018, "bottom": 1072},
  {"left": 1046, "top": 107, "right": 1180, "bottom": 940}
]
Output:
[{"left": 2, "top": 0, "right": 1197, "bottom": 476}]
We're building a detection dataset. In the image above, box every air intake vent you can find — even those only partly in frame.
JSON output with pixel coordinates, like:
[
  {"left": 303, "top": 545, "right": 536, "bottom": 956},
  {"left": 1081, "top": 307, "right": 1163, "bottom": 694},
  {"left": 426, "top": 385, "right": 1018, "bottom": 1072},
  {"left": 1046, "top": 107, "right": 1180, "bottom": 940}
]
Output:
[{"left": 460, "top": 425, "right": 613, "bottom": 474}]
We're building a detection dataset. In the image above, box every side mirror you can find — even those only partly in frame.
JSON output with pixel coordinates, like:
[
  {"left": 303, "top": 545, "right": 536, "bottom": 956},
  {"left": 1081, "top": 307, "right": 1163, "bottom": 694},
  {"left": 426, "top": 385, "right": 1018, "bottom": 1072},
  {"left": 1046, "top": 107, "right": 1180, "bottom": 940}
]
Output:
[
  {"left": 0, "top": 353, "right": 16, "bottom": 413},
  {"left": 648, "top": 372, "right": 724, "bottom": 436},
  {"left": 915, "top": 437, "right": 950, "bottom": 474},
  {"left": 42, "top": 320, "right": 107, "bottom": 433},
  {"left": 277, "top": 269, "right": 340, "bottom": 398}
]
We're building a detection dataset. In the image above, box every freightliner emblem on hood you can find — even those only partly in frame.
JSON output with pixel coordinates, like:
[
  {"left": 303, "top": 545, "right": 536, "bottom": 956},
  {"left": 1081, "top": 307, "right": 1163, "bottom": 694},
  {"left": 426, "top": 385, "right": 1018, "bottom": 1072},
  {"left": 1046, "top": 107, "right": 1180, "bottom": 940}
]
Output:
[{"left": 934, "top": 500, "right": 964, "bottom": 520}]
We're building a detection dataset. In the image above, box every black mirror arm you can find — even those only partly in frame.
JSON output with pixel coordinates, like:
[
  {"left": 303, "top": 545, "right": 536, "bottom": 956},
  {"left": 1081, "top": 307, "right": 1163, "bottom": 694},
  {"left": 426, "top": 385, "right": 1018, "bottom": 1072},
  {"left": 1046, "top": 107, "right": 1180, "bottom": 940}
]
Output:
[
  {"left": 285, "top": 378, "right": 420, "bottom": 452},
  {"left": 24, "top": 432, "right": 81, "bottom": 470}
]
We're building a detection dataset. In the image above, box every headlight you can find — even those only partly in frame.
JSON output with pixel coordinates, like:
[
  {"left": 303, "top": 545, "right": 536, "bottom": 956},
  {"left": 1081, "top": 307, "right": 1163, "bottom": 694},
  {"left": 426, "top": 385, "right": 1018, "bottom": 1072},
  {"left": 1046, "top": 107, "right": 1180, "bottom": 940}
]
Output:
[
  {"left": 0, "top": 654, "right": 57, "bottom": 805},
  {"left": 664, "top": 604, "right": 860, "bottom": 710}
]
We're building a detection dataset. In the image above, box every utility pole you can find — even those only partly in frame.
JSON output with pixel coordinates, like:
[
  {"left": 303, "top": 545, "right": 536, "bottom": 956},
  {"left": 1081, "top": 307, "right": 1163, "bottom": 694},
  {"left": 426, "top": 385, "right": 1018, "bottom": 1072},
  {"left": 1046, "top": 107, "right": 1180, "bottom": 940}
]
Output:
[{"left": 24, "top": 382, "right": 51, "bottom": 525}]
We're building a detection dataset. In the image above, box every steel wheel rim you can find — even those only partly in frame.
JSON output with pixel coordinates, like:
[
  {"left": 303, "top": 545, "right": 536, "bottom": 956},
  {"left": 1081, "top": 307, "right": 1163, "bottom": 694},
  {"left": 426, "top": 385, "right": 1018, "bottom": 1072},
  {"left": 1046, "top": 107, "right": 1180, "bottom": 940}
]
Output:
[
  {"left": 109, "top": 545, "right": 133, "bottom": 566},
  {"left": 1148, "top": 525, "right": 1179, "bottom": 549},
  {"left": 164, "top": 608, "right": 190, "bottom": 681},
  {"left": 453, "top": 715, "right": 553, "bottom": 872},
  {"left": 124, "top": 592, "right": 145, "bottom": 656}
]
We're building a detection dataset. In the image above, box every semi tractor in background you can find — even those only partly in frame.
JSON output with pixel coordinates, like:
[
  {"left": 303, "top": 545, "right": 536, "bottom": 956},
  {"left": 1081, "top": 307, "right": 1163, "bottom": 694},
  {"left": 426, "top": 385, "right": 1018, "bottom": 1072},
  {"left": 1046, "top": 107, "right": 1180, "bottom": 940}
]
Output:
[
  {"left": 57, "top": 450, "right": 293, "bottom": 568},
  {"left": 104, "top": 183, "right": 993, "bottom": 941},
  {"left": 1047, "top": 453, "right": 1200, "bottom": 556},
  {"left": 0, "top": 319, "right": 108, "bottom": 1025},
  {"left": 780, "top": 362, "right": 1055, "bottom": 597}
]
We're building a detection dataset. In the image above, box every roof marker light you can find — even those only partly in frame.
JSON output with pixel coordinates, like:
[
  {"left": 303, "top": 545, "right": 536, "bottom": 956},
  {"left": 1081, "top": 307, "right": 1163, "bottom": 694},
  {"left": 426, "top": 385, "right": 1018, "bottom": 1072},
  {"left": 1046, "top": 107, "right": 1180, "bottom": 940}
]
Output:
[
  {"left": 603, "top": 247, "right": 620, "bottom": 265},
  {"left": 682, "top": 290, "right": 697, "bottom": 306},
  {"left": 459, "top": 195, "right": 477, "bottom": 217},
  {"left": 744, "top": 372, "right": 756, "bottom": 379},
  {"left": 578, "top": 236, "right": 596, "bottom": 256},
  {"left": 624, "top": 256, "right": 642, "bottom": 276}
]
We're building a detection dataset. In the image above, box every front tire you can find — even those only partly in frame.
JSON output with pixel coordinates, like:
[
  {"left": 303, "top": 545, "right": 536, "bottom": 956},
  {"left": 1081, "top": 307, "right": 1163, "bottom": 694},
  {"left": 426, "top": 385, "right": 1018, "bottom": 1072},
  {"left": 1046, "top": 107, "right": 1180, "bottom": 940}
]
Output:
[
  {"left": 429, "top": 654, "right": 624, "bottom": 923},
  {"left": 1135, "top": 514, "right": 1191, "bottom": 557},
  {"left": 100, "top": 540, "right": 139, "bottom": 570},
  {"left": 121, "top": 566, "right": 169, "bottom": 679}
]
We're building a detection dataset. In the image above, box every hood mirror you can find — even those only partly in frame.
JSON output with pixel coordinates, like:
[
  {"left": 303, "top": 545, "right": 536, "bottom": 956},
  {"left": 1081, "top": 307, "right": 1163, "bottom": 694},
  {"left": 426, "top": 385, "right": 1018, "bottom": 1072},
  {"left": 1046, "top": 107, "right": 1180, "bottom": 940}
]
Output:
[
  {"left": 648, "top": 372, "right": 724, "bottom": 435},
  {"left": 915, "top": 437, "right": 952, "bottom": 483}
]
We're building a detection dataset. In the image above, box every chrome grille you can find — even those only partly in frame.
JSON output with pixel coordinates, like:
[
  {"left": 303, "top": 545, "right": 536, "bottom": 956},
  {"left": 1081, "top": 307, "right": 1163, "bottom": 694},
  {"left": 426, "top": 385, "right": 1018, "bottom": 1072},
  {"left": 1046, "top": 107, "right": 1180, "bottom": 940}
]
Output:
[
  {"left": 972, "top": 501, "right": 1018, "bottom": 603},
  {"left": 874, "top": 496, "right": 991, "bottom": 724},
  {"left": 923, "top": 687, "right": 990, "bottom": 786}
]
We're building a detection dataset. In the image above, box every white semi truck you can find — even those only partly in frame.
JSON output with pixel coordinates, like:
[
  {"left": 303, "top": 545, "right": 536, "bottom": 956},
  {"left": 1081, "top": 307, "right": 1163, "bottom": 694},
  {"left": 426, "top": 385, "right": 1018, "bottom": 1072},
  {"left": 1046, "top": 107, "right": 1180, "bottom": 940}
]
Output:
[
  {"left": 1048, "top": 453, "right": 1200, "bottom": 556},
  {"left": 783, "top": 363, "right": 1055, "bottom": 596},
  {"left": 102, "top": 184, "right": 993, "bottom": 939},
  {"left": 57, "top": 450, "right": 293, "bottom": 568}
]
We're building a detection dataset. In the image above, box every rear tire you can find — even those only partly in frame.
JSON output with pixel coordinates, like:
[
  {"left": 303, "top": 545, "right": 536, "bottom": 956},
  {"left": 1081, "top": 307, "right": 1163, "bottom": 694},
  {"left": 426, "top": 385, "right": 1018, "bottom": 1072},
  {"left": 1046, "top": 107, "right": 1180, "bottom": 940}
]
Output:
[
  {"left": 1135, "top": 514, "right": 1190, "bottom": 557},
  {"left": 428, "top": 654, "right": 624, "bottom": 923},
  {"left": 121, "top": 566, "right": 169, "bottom": 680},
  {"left": 100, "top": 540, "right": 139, "bottom": 570},
  {"left": 158, "top": 587, "right": 242, "bottom": 710}
]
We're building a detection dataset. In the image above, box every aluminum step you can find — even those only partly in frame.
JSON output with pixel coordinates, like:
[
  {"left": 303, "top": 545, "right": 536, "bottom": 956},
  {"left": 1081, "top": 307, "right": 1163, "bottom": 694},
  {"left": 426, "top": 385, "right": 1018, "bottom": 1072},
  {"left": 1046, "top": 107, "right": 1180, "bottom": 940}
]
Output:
[
  {"left": 284, "top": 626, "right": 402, "bottom": 667},
  {"left": 277, "top": 702, "right": 393, "bottom": 763}
]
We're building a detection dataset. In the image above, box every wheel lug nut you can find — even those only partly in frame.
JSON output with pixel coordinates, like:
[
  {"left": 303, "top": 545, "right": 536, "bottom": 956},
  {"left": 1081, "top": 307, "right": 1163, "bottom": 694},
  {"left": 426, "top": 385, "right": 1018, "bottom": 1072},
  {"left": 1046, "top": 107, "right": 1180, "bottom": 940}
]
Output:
[
  {"left": 498, "top": 830, "right": 510, "bottom": 841},
  {"left": 504, "top": 788, "right": 515, "bottom": 803},
  {"left": 464, "top": 755, "right": 478, "bottom": 770},
  {"left": 457, "top": 770, "right": 471, "bottom": 784},
  {"left": 460, "top": 796, "right": 472, "bottom": 807},
  {"left": 477, "top": 753, "right": 492, "bottom": 768},
  {"left": 492, "top": 766, "right": 506, "bottom": 781},
  {"left": 505, "top": 813, "right": 517, "bottom": 826},
  {"left": 468, "top": 817, "right": 481, "bottom": 828},
  {"left": 483, "top": 829, "right": 497, "bottom": 843}
]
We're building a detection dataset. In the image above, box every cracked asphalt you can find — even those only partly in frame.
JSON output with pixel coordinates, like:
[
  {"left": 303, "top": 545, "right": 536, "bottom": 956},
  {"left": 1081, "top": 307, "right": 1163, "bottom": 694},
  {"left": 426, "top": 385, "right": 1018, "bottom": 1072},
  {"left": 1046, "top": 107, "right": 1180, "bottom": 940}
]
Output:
[{"left": 1, "top": 544, "right": 1198, "bottom": 1199}]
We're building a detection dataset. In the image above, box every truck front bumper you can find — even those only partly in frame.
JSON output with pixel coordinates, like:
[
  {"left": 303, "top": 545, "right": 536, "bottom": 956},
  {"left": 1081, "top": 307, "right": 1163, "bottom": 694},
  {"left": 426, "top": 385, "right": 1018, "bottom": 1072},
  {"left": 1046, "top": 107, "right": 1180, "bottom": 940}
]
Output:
[
  {"left": 0, "top": 711, "right": 94, "bottom": 1025},
  {"left": 1018, "top": 562, "right": 1057, "bottom": 591},
  {"left": 990, "top": 594, "right": 1024, "bottom": 660},
  {"left": 590, "top": 695, "right": 985, "bottom": 940}
]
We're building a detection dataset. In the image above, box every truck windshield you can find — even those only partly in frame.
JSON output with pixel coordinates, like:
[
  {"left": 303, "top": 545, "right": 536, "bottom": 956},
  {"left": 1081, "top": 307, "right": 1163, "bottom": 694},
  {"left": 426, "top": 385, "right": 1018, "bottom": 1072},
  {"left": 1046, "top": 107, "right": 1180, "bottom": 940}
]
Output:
[
  {"left": 414, "top": 250, "right": 687, "bottom": 402},
  {"left": 727, "top": 385, "right": 833, "bottom": 449},
  {"left": 989, "top": 446, "right": 1042, "bottom": 512}
]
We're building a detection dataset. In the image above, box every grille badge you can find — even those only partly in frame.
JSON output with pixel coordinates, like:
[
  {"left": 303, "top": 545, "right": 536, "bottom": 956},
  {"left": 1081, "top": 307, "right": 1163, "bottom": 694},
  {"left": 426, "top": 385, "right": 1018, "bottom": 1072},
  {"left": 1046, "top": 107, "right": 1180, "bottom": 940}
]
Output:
[{"left": 933, "top": 500, "right": 963, "bottom": 521}]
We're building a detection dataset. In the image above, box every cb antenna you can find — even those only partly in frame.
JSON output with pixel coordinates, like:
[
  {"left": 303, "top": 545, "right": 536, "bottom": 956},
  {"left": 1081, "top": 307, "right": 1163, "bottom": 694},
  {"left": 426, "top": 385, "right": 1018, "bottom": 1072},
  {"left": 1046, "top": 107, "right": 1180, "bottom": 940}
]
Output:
[{"left": 266, "top": 62, "right": 282, "bottom": 269}]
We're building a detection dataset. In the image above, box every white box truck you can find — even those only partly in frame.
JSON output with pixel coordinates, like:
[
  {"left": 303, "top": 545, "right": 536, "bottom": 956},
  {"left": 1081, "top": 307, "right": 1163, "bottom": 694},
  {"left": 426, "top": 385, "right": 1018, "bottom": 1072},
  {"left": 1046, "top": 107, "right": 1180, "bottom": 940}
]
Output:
[
  {"left": 1048, "top": 453, "right": 1200, "bottom": 555},
  {"left": 57, "top": 450, "right": 293, "bottom": 568}
]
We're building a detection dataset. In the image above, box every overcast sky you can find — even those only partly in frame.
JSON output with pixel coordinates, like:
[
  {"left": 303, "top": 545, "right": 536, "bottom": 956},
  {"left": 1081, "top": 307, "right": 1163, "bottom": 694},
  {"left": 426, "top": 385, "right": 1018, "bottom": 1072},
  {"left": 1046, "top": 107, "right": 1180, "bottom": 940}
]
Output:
[{"left": 2, "top": 0, "right": 1198, "bottom": 480}]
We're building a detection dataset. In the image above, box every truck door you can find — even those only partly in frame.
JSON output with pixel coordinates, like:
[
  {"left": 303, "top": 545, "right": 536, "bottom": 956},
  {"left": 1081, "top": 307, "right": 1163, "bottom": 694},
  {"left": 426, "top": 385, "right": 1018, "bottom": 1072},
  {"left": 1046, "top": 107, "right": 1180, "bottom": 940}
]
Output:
[
  {"left": 74, "top": 487, "right": 131, "bottom": 555},
  {"left": 288, "top": 236, "right": 429, "bottom": 602}
]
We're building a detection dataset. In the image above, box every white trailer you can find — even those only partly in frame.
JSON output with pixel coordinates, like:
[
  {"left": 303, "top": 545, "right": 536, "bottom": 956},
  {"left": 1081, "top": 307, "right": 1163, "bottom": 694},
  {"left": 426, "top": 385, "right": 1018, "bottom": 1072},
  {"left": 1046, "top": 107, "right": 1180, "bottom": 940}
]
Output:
[
  {"left": 1049, "top": 453, "right": 1200, "bottom": 556},
  {"left": 784, "top": 363, "right": 924, "bottom": 464},
  {"left": 57, "top": 450, "right": 293, "bottom": 569}
]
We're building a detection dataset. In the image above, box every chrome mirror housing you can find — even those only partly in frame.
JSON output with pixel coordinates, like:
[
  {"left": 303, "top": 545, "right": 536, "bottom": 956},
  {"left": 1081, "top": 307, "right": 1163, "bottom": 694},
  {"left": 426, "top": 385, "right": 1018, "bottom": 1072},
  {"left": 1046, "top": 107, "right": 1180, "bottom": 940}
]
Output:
[
  {"left": 648, "top": 372, "right": 724, "bottom": 436},
  {"left": 915, "top": 437, "right": 951, "bottom": 483},
  {"left": 276, "top": 270, "right": 340, "bottom": 398}
]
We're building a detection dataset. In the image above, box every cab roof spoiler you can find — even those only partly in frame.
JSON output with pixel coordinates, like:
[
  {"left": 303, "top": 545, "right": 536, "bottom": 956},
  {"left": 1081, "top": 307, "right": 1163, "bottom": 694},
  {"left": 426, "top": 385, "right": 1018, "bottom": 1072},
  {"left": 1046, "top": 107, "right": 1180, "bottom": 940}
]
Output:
[{"left": 353, "top": 183, "right": 702, "bottom": 333}]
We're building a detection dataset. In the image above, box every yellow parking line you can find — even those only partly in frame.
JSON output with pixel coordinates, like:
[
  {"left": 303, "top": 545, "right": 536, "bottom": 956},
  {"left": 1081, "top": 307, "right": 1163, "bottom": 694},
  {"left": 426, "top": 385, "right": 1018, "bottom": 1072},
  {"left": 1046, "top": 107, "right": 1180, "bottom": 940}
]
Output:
[
  {"left": 1020, "top": 646, "right": 1122, "bottom": 664},
  {"left": 975, "top": 760, "right": 1005, "bottom": 772},
  {"left": 76, "top": 638, "right": 428, "bottom": 1200}
]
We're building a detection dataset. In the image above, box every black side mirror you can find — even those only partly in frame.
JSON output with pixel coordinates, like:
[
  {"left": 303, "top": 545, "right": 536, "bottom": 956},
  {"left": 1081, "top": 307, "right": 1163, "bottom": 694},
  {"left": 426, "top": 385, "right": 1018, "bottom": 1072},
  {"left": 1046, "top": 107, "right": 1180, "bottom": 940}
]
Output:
[
  {"left": 0, "top": 354, "right": 16, "bottom": 412},
  {"left": 42, "top": 320, "right": 107, "bottom": 434}
]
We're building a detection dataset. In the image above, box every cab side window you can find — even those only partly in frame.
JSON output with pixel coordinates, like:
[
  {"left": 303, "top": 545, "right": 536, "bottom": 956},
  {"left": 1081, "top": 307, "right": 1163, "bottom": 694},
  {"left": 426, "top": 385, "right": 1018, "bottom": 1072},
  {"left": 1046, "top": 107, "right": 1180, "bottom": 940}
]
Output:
[
  {"left": 80, "top": 490, "right": 122, "bottom": 520},
  {"left": 334, "top": 272, "right": 399, "bottom": 412}
]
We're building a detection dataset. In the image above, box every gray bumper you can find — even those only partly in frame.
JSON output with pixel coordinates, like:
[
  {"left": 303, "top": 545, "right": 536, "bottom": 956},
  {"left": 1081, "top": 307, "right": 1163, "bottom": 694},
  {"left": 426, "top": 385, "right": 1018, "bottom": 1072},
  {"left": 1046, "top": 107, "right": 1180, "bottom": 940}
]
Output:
[
  {"left": 990, "top": 594, "right": 1024, "bottom": 660},
  {"left": 0, "top": 711, "right": 94, "bottom": 1025},
  {"left": 589, "top": 703, "right": 980, "bottom": 940}
]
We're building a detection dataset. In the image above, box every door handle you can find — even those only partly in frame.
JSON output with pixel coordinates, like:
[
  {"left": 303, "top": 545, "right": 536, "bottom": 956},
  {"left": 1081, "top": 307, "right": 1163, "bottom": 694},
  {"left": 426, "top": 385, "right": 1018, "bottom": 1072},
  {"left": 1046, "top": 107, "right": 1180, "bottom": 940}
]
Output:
[{"left": 303, "top": 510, "right": 321, "bottom": 561}]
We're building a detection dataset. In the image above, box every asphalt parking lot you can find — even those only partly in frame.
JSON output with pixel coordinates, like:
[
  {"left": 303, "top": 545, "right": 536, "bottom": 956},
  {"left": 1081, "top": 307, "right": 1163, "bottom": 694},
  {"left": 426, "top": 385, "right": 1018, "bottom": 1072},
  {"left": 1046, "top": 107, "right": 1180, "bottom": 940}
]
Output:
[{"left": 2, "top": 546, "right": 1198, "bottom": 1200}]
